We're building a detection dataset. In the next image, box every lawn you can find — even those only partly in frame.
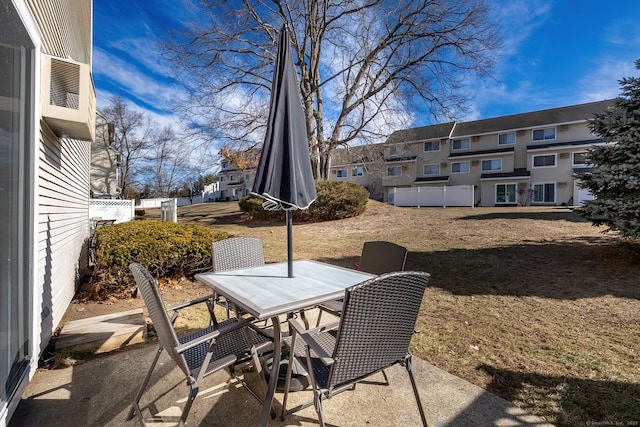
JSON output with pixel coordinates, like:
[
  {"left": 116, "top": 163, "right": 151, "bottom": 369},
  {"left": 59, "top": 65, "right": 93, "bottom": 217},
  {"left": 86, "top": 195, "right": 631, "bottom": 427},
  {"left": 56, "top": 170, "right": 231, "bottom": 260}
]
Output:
[{"left": 149, "top": 200, "right": 640, "bottom": 426}]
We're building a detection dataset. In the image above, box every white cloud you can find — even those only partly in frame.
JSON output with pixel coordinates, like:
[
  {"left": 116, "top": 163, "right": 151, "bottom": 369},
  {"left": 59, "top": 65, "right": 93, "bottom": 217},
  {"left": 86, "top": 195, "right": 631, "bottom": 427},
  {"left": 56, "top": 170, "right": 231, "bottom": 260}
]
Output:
[
  {"left": 107, "top": 38, "right": 172, "bottom": 76},
  {"left": 577, "top": 60, "right": 635, "bottom": 103}
]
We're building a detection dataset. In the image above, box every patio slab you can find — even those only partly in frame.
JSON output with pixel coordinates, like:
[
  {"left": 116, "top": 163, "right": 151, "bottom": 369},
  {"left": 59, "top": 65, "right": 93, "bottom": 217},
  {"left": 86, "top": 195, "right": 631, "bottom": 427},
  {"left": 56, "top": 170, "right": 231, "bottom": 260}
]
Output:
[{"left": 9, "top": 341, "right": 554, "bottom": 426}]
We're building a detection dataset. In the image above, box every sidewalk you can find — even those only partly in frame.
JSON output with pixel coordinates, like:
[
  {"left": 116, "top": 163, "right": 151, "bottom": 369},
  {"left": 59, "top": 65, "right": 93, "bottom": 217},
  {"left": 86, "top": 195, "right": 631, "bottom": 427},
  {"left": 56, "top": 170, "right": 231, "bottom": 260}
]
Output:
[{"left": 10, "top": 340, "right": 553, "bottom": 427}]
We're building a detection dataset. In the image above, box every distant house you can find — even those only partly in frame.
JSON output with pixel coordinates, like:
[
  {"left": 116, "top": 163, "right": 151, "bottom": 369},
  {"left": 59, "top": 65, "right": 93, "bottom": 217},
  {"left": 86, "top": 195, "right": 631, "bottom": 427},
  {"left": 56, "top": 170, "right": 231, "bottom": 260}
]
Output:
[
  {"left": 1, "top": 1, "right": 95, "bottom": 423},
  {"left": 330, "top": 100, "right": 614, "bottom": 207},
  {"left": 218, "top": 149, "right": 260, "bottom": 201}
]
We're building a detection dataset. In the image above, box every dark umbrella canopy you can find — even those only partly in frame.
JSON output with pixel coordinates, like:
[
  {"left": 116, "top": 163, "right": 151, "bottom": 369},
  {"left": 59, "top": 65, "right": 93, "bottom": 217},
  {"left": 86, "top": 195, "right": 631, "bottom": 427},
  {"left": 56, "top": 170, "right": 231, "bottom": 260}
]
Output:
[
  {"left": 252, "top": 26, "right": 316, "bottom": 211},
  {"left": 252, "top": 26, "right": 316, "bottom": 277}
]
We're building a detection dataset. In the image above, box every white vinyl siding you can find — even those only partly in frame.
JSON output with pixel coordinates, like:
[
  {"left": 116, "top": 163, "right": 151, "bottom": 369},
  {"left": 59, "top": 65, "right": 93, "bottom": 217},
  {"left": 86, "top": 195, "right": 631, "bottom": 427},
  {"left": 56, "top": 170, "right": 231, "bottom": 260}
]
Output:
[{"left": 38, "top": 126, "right": 91, "bottom": 339}]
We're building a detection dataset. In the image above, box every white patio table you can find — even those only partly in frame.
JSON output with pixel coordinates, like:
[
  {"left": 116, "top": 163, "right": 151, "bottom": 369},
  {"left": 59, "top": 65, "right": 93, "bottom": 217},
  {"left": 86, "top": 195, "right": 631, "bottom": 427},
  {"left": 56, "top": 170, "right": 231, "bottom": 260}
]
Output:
[{"left": 195, "top": 259, "right": 374, "bottom": 427}]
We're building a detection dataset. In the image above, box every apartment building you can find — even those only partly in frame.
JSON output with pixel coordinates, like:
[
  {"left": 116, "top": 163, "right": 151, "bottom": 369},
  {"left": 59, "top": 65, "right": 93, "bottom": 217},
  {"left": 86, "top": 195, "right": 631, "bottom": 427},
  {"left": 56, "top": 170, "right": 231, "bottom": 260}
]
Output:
[
  {"left": 2, "top": 1, "right": 95, "bottom": 423},
  {"left": 330, "top": 100, "right": 614, "bottom": 207}
]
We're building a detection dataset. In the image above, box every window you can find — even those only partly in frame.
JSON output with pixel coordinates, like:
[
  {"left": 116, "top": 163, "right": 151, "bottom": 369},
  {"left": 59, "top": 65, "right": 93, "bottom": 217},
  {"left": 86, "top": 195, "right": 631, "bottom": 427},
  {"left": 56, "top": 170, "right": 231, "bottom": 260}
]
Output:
[
  {"left": 532, "top": 127, "right": 556, "bottom": 141},
  {"left": 389, "top": 145, "right": 401, "bottom": 155},
  {"left": 498, "top": 132, "right": 516, "bottom": 145},
  {"left": 352, "top": 167, "right": 364, "bottom": 176},
  {"left": 452, "top": 138, "right": 470, "bottom": 150},
  {"left": 481, "top": 158, "right": 502, "bottom": 171},
  {"left": 423, "top": 140, "right": 440, "bottom": 152},
  {"left": 533, "top": 183, "right": 556, "bottom": 203},
  {"left": 423, "top": 164, "right": 440, "bottom": 175},
  {"left": 1, "top": 4, "right": 34, "bottom": 411},
  {"left": 533, "top": 154, "right": 556, "bottom": 168},
  {"left": 496, "top": 183, "right": 517, "bottom": 204},
  {"left": 221, "top": 161, "right": 228, "bottom": 169},
  {"left": 219, "top": 176, "right": 225, "bottom": 182},
  {"left": 573, "top": 152, "right": 588, "bottom": 165},
  {"left": 451, "top": 161, "right": 470, "bottom": 173},
  {"left": 387, "top": 166, "right": 402, "bottom": 176},
  {"left": 336, "top": 169, "right": 347, "bottom": 178}
]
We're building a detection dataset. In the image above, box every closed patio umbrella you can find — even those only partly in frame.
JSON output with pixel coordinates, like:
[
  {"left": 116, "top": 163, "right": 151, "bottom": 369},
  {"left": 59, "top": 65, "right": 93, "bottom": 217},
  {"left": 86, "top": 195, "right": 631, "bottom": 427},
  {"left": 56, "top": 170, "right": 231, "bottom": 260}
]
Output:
[{"left": 252, "top": 25, "right": 316, "bottom": 278}]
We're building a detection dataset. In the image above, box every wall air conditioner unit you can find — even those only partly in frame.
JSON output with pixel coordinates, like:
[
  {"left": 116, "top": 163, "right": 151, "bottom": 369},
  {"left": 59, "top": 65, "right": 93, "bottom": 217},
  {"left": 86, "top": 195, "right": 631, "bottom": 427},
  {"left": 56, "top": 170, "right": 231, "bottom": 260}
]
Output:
[
  {"left": 558, "top": 182, "right": 567, "bottom": 187},
  {"left": 559, "top": 153, "right": 570, "bottom": 159},
  {"left": 471, "top": 160, "right": 480, "bottom": 166},
  {"left": 440, "top": 162, "right": 448, "bottom": 168},
  {"left": 559, "top": 125, "right": 569, "bottom": 132},
  {"left": 440, "top": 138, "right": 448, "bottom": 144},
  {"left": 516, "top": 130, "right": 526, "bottom": 137},
  {"left": 41, "top": 54, "right": 96, "bottom": 141},
  {"left": 472, "top": 136, "right": 480, "bottom": 142}
]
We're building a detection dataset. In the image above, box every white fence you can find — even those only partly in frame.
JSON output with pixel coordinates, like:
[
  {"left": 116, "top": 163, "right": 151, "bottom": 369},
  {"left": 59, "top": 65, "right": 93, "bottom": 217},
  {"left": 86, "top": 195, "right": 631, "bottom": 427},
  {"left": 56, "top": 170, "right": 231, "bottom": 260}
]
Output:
[
  {"left": 161, "top": 199, "right": 178, "bottom": 222},
  {"left": 392, "top": 185, "right": 474, "bottom": 208},
  {"left": 137, "top": 195, "right": 215, "bottom": 208},
  {"left": 89, "top": 199, "right": 135, "bottom": 223}
]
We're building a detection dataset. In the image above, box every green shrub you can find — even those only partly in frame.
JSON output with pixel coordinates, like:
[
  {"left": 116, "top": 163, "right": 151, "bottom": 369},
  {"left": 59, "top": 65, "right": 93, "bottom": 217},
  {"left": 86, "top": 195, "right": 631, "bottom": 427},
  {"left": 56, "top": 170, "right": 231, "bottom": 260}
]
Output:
[
  {"left": 240, "top": 180, "right": 368, "bottom": 222},
  {"left": 93, "top": 220, "right": 230, "bottom": 297}
]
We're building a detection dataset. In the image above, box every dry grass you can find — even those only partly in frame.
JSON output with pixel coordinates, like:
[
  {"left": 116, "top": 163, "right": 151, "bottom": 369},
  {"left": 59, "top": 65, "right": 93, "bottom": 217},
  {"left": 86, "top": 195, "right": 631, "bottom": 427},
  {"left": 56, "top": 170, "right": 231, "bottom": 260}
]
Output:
[{"left": 146, "top": 201, "right": 640, "bottom": 426}]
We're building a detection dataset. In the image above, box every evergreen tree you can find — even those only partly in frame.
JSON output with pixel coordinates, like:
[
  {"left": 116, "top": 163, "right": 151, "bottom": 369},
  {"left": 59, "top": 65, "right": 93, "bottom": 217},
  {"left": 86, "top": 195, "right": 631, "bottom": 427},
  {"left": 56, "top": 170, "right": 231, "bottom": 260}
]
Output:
[{"left": 579, "top": 59, "right": 640, "bottom": 238}]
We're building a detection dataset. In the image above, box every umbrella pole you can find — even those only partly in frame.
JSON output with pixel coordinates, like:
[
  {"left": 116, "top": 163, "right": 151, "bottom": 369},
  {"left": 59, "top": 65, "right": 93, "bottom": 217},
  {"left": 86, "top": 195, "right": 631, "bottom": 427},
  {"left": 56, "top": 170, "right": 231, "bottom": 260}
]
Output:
[{"left": 287, "top": 210, "right": 293, "bottom": 278}]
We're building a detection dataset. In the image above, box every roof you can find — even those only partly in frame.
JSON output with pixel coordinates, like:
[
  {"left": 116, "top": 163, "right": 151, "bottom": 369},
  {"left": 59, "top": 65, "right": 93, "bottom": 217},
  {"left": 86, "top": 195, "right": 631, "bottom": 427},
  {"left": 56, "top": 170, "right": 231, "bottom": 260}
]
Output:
[
  {"left": 481, "top": 168, "right": 531, "bottom": 180},
  {"left": 526, "top": 138, "right": 606, "bottom": 150},
  {"left": 449, "top": 147, "right": 515, "bottom": 158},
  {"left": 386, "top": 122, "right": 456, "bottom": 144},
  {"left": 451, "top": 100, "right": 614, "bottom": 137}
]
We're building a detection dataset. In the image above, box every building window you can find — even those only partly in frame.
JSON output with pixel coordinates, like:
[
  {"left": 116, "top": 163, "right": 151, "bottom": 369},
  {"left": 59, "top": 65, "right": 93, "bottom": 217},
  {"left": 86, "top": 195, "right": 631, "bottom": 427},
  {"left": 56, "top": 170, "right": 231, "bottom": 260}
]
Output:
[
  {"left": 481, "top": 158, "right": 502, "bottom": 171},
  {"left": 452, "top": 138, "right": 470, "bottom": 150},
  {"left": 451, "top": 161, "right": 470, "bottom": 173},
  {"left": 336, "top": 169, "right": 347, "bottom": 178},
  {"left": 219, "top": 176, "right": 225, "bottom": 182},
  {"left": 532, "top": 127, "right": 556, "bottom": 141},
  {"left": 573, "top": 152, "right": 588, "bottom": 165},
  {"left": 389, "top": 145, "right": 402, "bottom": 156},
  {"left": 498, "top": 132, "right": 516, "bottom": 145},
  {"left": 352, "top": 167, "right": 364, "bottom": 176},
  {"left": 1, "top": 4, "right": 34, "bottom": 411},
  {"left": 533, "top": 154, "right": 556, "bottom": 168},
  {"left": 423, "top": 164, "right": 440, "bottom": 175},
  {"left": 387, "top": 166, "right": 402, "bottom": 176},
  {"left": 423, "top": 140, "right": 440, "bottom": 152},
  {"left": 496, "top": 183, "right": 517, "bottom": 204},
  {"left": 221, "top": 161, "right": 228, "bottom": 169},
  {"left": 533, "top": 183, "right": 556, "bottom": 203}
]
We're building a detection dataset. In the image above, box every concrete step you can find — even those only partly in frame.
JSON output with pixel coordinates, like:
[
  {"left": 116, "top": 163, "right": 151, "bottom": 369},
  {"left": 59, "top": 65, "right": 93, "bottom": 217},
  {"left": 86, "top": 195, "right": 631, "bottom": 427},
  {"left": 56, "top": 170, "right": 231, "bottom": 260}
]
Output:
[{"left": 56, "top": 308, "right": 147, "bottom": 354}]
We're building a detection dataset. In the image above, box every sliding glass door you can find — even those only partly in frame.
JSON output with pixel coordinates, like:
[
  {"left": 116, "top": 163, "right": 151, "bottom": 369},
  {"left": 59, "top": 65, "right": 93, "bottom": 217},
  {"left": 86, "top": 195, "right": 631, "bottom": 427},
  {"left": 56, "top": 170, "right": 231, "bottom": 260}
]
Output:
[{"left": 1, "top": 0, "right": 34, "bottom": 411}]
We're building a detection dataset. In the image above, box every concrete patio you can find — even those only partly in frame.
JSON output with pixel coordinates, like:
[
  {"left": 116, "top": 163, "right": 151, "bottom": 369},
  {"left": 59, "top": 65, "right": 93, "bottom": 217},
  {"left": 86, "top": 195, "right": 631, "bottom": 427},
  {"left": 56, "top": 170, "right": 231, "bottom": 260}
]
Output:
[{"left": 10, "top": 338, "right": 554, "bottom": 427}]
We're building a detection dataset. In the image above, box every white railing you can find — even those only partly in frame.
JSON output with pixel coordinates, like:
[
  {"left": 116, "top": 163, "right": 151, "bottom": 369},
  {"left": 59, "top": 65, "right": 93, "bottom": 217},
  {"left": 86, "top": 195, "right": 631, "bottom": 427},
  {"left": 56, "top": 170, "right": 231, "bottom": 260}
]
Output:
[
  {"left": 161, "top": 199, "right": 178, "bottom": 222},
  {"left": 392, "top": 185, "right": 474, "bottom": 208},
  {"left": 89, "top": 199, "right": 134, "bottom": 223}
]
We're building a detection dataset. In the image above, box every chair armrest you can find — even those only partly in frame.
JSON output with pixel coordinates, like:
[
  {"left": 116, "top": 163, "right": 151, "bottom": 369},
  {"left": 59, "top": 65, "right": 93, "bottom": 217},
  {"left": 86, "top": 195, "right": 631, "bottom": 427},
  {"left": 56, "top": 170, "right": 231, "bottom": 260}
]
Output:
[
  {"left": 175, "top": 317, "right": 251, "bottom": 353},
  {"left": 288, "top": 318, "right": 335, "bottom": 366},
  {"left": 166, "top": 295, "right": 214, "bottom": 312}
]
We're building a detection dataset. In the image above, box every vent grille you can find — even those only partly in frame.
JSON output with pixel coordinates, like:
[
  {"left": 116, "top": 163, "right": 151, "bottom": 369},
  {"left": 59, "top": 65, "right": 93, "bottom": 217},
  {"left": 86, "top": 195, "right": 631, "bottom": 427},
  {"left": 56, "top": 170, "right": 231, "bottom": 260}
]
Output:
[{"left": 50, "top": 59, "right": 80, "bottom": 110}]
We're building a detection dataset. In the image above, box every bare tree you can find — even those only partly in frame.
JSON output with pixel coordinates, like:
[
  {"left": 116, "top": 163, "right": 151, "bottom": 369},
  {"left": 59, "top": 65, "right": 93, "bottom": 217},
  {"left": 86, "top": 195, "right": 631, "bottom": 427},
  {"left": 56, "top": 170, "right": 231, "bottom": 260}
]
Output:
[
  {"left": 163, "top": 0, "right": 500, "bottom": 179},
  {"left": 100, "top": 95, "right": 154, "bottom": 198},
  {"left": 145, "top": 125, "right": 194, "bottom": 197}
]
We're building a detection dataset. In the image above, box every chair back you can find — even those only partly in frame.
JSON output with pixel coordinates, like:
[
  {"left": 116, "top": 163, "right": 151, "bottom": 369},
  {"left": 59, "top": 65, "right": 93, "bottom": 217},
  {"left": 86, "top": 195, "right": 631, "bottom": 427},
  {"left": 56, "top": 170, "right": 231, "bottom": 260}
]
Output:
[
  {"left": 357, "top": 241, "right": 407, "bottom": 275},
  {"left": 212, "top": 237, "right": 265, "bottom": 271},
  {"left": 130, "top": 263, "right": 190, "bottom": 376},
  {"left": 327, "top": 271, "right": 430, "bottom": 389}
]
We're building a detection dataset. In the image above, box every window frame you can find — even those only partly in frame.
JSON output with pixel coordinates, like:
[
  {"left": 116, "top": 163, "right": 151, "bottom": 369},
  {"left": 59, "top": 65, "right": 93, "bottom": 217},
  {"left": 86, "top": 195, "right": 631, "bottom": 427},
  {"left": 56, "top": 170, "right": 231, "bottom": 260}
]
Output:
[
  {"left": 352, "top": 166, "right": 364, "bottom": 176},
  {"left": 532, "top": 182, "right": 556, "bottom": 203},
  {"left": 495, "top": 183, "right": 517, "bottom": 204},
  {"left": 387, "top": 166, "right": 402, "bottom": 177},
  {"left": 451, "top": 138, "right": 471, "bottom": 151},
  {"left": 336, "top": 169, "right": 348, "bottom": 178},
  {"left": 423, "top": 140, "right": 440, "bottom": 152},
  {"left": 532, "top": 153, "right": 557, "bottom": 168},
  {"left": 451, "top": 161, "right": 470, "bottom": 174},
  {"left": 532, "top": 127, "right": 556, "bottom": 141},
  {"left": 423, "top": 163, "right": 440, "bottom": 175},
  {"left": 498, "top": 132, "right": 516, "bottom": 145},
  {"left": 572, "top": 151, "right": 588, "bottom": 166},
  {"left": 481, "top": 158, "right": 502, "bottom": 172}
]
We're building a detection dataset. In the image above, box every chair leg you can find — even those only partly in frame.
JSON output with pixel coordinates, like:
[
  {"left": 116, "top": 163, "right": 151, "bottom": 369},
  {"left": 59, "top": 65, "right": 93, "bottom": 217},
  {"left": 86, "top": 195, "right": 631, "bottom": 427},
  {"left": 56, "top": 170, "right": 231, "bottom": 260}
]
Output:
[
  {"left": 405, "top": 355, "right": 428, "bottom": 427},
  {"left": 128, "top": 346, "right": 164, "bottom": 423},
  {"left": 178, "top": 377, "right": 199, "bottom": 427},
  {"left": 314, "top": 391, "right": 325, "bottom": 427}
]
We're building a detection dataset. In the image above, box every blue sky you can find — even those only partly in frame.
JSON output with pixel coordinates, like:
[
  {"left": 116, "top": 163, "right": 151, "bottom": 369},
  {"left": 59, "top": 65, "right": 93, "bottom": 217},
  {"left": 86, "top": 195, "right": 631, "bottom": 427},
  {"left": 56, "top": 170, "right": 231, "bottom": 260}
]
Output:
[{"left": 93, "top": 0, "right": 640, "bottom": 130}]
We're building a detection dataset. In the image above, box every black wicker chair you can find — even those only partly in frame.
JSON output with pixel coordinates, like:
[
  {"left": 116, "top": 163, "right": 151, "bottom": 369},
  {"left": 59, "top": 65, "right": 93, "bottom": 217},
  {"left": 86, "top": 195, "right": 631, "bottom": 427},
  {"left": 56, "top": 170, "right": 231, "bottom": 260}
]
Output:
[
  {"left": 315, "top": 241, "right": 408, "bottom": 326},
  {"left": 282, "top": 271, "right": 430, "bottom": 426},
  {"left": 127, "top": 263, "right": 271, "bottom": 427}
]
